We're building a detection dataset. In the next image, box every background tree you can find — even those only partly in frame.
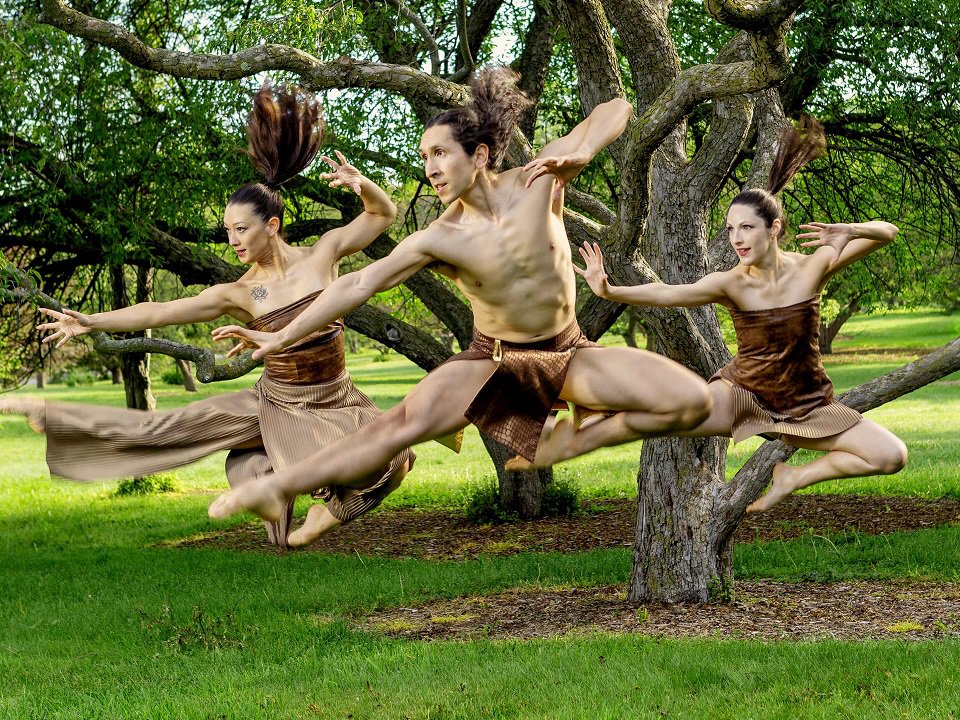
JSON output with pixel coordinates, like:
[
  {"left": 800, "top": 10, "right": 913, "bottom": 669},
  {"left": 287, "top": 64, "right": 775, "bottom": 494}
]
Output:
[{"left": 6, "top": 0, "right": 960, "bottom": 601}]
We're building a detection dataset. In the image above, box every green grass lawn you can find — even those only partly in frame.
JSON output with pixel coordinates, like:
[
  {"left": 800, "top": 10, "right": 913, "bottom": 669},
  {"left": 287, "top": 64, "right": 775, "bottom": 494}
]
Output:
[{"left": 0, "top": 309, "right": 958, "bottom": 718}]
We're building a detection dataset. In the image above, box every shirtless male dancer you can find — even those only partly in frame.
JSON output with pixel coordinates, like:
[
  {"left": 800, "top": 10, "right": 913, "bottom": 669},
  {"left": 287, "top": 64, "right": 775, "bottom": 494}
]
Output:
[{"left": 208, "top": 67, "right": 712, "bottom": 524}]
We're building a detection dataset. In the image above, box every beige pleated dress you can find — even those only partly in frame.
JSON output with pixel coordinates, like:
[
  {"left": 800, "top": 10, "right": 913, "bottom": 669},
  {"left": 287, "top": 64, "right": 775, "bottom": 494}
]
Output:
[{"left": 45, "top": 291, "right": 412, "bottom": 546}]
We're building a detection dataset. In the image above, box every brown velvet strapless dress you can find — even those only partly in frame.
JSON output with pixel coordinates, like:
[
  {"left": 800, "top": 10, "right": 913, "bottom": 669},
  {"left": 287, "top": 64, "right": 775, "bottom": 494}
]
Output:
[
  {"left": 709, "top": 296, "right": 862, "bottom": 443},
  {"left": 45, "top": 290, "right": 411, "bottom": 546}
]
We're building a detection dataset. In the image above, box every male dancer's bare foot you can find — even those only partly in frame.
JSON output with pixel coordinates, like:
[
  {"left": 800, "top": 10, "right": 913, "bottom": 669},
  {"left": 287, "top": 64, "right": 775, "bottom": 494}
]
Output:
[
  {"left": 0, "top": 397, "right": 46, "bottom": 433},
  {"left": 746, "top": 463, "right": 798, "bottom": 513},
  {"left": 505, "top": 417, "right": 577, "bottom": 472},
  {"left": 209, "top": 477, "right": 289, "bottom": 522},
  {"left": 287, "top": 504, "right": 343, "bottom": 548}
]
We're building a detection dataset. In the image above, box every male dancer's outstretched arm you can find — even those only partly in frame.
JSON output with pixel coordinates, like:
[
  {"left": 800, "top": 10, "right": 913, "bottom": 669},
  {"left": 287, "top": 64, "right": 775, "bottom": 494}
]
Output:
[
  {"left": 208, "top": 67, "right": 711, "bottom": 523},
  {"left": 213, "top": 233, "right": 436, "bottom": 358},
  {"left": 522, "top": 98, "right": 632, "bottom": 190},
  {"left": 214, "top": 98, "right": 633, "bottom": 358}
]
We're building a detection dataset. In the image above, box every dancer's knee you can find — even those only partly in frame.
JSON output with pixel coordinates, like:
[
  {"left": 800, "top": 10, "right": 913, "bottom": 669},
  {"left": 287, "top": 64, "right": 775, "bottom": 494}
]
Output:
[
  {"left": 873, "top": 437, "right": 908, "bottom": 475},
  {"left": 671, "top": 384, "right": 712, "bottom": 431}
]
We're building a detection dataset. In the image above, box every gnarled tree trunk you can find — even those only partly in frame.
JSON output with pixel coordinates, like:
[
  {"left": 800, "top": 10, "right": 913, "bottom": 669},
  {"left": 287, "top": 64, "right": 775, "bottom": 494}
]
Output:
[
  {"left": 112, "top": 264, "right": 155, "bottom": 412},
  {"left": 820, "top": 297, "right": 861, "bottom": 354},
  {"left": 480, "top": 433, "right": 550, "bottom": 518}
]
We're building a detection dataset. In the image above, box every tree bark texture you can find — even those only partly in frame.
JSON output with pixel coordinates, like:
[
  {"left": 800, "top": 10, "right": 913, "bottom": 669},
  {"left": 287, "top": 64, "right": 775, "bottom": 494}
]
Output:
[
  {"left": 176, "top": 359, "right": 198, "bottom": 392},
  {"left": 480, "top": 432, "right": 550, "bottom": 518},
  {"left": 112, "top": 264, "right": 155, "bottom": 412},
  {"left": 819, "top": 298, "right": 861, "bottom": 355}
]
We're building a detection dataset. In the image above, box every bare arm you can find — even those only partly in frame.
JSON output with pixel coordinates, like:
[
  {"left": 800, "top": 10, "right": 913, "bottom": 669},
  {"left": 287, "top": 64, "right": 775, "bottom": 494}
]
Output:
[
  {"left": 574, "top": 242, "right": 728, "bottom": 308},
  {"left": 38, "top": 285, "right": 238, "bottom": 348},
  {"left": 212, "top": 232, "right": 436, "bottom": 359},
  {"left": 799, "top": 221, "right": 900, "bottom": 280},
  {"left": 523, "top": 98, "right": 633, "bottom": 188},
  {"left": 315, "top": 152, "right": 398, "bottom": 260}
]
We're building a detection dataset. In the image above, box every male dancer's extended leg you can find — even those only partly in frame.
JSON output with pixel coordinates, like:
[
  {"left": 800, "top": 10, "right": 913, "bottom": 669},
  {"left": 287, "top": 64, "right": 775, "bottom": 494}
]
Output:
[
  {"left": 209, "top": 358, "right": 499, "bottom": 522},
  {"left": 507, "top": 346, "right": 713, "bottom": 470},
  {"left": 747, "top": 418, "right": 907, "bottom": 512}
]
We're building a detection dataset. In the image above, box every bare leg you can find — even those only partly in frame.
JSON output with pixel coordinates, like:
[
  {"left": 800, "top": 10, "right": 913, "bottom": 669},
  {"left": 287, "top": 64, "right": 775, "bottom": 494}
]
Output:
[
  {"left": 747, "top": 418, "right": 908, "bottom": 512},
  {"left": 0, "top": 397, "right": 46, "bottom": 433},
  {"left": 209, "top": 359, "right": 497, "bottom": 522},
  {"left": 287, "top": 504, "right": 343, "bottom": 547},
  {"left": 287, "top": 454, "right": 413, "bottom": 547},
  {"left": 509, "top": 349, "right": 718, "bottom": 470}
]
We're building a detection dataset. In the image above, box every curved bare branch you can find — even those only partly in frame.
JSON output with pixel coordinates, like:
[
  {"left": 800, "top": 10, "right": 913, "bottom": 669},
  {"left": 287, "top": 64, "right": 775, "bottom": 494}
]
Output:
[
  {"left": 383, "top": 0, "right": 441, "bottom": 75},
  {"left": 4, "top": 267, "right": 259, "bottom": 382},
  {"left": 618, "top": 25, "right": 794, "bottom": 241}
]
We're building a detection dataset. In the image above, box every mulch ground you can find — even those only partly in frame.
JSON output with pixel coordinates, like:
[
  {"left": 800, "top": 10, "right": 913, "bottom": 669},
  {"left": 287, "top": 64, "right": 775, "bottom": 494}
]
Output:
[
  {"left": 173, "top": 494, "right": 960, "bottom": 642},
  {"left": 176, "top": 493, "right": 960, "bottom": 561},
  {"left": 360, "top": 580, "right": 960, "bottom": 641}
]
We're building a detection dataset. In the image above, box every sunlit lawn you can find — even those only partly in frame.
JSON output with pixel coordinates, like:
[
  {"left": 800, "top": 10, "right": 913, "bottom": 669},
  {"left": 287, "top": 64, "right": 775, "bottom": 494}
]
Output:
[{"left": 0, "top": 308, "right": 958, "bottom": 718}]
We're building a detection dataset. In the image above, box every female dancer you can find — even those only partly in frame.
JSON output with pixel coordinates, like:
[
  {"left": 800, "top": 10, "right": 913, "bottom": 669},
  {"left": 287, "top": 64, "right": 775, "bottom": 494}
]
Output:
[
  {"left": 0, "top": 83, "right": 412, "bottom": 546},
  {"left": 540, "top": 119, "right": 907, "bottom": 511}
]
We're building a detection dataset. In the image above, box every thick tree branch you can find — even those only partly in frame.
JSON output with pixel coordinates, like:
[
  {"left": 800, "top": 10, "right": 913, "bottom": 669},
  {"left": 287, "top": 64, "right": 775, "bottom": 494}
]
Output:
[
  {"left": 577, "top": 293, "right": 625, "bottom": 341},
  {"left": 513, "top": 2, "right": 559, "bottom": 138},
  {"left": 553, "top": 0, "right": 628, "bottom": 164},
  {"left": 686, "top": 32, "right": 756, "bottom": 208},
  {"left": 37, "top": 0, "right": 468, "bottom": 108},
  {"left": 345, "top": 303, "right": 451, "bottom": 370},
  {"left": 600, "top": 0, "right": 680, "bottom": 109},
  {"left": 618, "top": 21, "right": 795, "bottom": 242},
  {"left": 3, "top": 266, "right": 258, "bottom": 382},
  {"left": 705, "top": 0, "right": 804, "bottom": 30}
]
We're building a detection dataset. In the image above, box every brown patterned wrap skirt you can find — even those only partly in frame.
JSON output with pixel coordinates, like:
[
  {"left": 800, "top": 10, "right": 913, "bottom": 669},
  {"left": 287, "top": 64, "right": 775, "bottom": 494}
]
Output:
[
  {"left": 45, "top": 291, "right": 411, "bottom": 545},
  {"left": 445, "top": 320, "right": 597, "bottom": 461},
  {"left": 45, "top": 370, "right": 410, "bottom": 538}
]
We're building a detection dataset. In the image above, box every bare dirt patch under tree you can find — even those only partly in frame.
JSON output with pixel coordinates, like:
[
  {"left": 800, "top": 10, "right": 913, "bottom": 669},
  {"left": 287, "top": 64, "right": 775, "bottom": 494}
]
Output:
[
  {"left": 360, "top": 580, "right": 960, "bottom": 642},
  {"left": 176, "top": 494, "right": 960, "bottom": 561}
]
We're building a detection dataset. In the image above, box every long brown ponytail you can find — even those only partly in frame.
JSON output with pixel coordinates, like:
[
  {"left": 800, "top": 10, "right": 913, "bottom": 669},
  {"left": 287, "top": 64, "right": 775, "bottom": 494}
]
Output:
[
  {"left": 730, "top": 116, "right": 826, "bottom": 240},
  {"left": 228, "top": 82, "right": 325, "bottom": 230}
]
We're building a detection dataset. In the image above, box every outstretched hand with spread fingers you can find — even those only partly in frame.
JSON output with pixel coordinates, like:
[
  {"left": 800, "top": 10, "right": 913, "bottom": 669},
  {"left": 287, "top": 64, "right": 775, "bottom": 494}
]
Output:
[
  {"left": 573, "top": 242, "right": 611, "bottom": 299},
  {"left": 37, "top": 307, "right": 94, "bottom": 348},
  {"left": 522, "top": 151, "right": 591, "bottom": 198},
  {"left": 320, "top": 150, "right": 364, "bottom": 195},
  {"left": 797, "top": 222, "right": 855, "bottom": 266},
  {"left": 211, "top": 325, "right": 286, "bottom": 361}
]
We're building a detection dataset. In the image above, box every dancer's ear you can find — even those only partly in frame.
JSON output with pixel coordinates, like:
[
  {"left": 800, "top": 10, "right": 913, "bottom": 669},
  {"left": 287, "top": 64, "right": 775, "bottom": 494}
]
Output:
[
  {"left": 473, "top": 143, "right": 490, "bottom": 170},
  {"left": 267, "top": 216, "right": 280, "bottom": 235},
  {"left": 771, "top": 218, "right": 783, "bottom": 241}
]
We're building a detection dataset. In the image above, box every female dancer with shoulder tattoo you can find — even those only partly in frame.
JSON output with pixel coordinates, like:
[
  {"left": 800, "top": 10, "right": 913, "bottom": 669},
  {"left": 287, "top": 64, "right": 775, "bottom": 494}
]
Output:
[{"left": 1, "top": 83, "right": 412, "bottom": 546}]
